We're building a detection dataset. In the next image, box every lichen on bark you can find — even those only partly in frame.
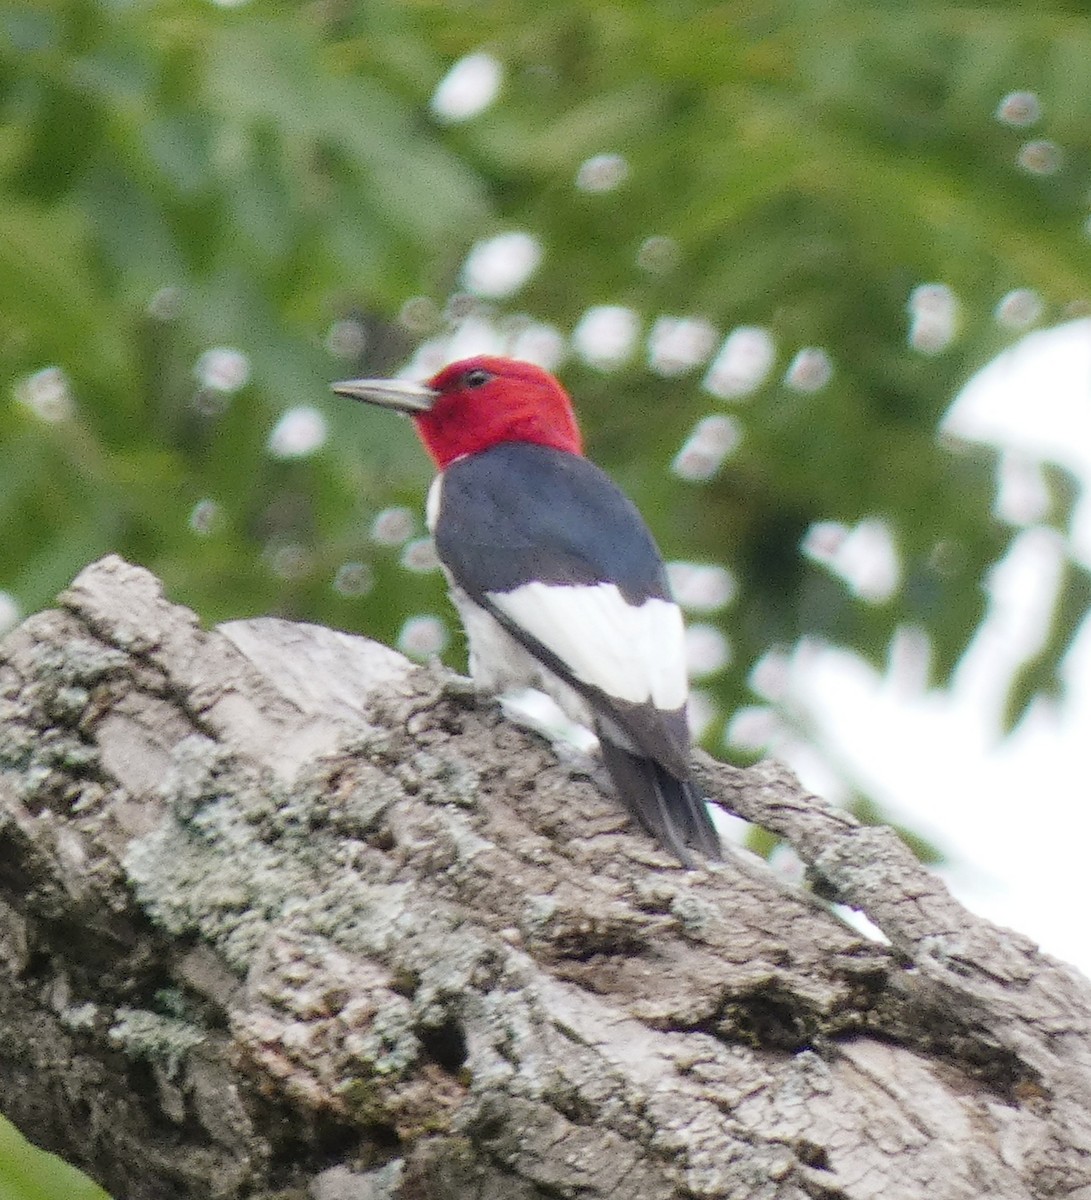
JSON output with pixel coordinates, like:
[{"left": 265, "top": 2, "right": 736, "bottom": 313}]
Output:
[{"left": 0, "top": 555, "right": 1088, "bottom": 1200}]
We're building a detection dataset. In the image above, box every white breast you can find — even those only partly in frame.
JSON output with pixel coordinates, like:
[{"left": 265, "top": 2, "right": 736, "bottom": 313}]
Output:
[{"left": 426, "top": 474, "right": 444, "bottom": 532}]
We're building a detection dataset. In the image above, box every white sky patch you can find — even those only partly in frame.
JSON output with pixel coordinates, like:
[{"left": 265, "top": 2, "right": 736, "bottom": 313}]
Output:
[
  {"left": 951, "top": 526, "right": 1066, "bottom": 720},
  {"left": 666, "top": 562, "right": 736, "bottom": 612},
  {"left": 784, "top": 347, "right": 834, "bottom": 393},
  {"left": 400, "top": 538, "right": 440, "bottom": 573},
  {"left": 575, "top": 153, "right": 629, "bottom": 193},
  {"left": 749, "top": 648, "right": 792, "bottom": 701},
  {"left": 15, "top": 366, "right": 74, "bottom": 422},
  {"left": 406, "top": 314, "right": 566, "bottom": 378},
  {"left": 884, "top": 626, "right": 933, "bottom": 699},
  {"left": 995, "top": 90, "right": 1041, "bottom": 127},
  {"left": 994, "top": 288, "right": 1043, "bottom": 331},
  {"left": 196, "top": 346, "right": 250, "bottom": 393},
  {"left": 781, "top": 609, "right": 1091, "bottom": 971},
  {"left": 636, "top": 235, "right": 679, "bottom": 273},
  {"left": 265, "top": 542, "right": 310, "bottom": 580},
  {"left": 780, "top": 320, "right": 1091, "bottom": 975},
  {"left": 838, "top": 520, "right": 901, "bottom": 603},
  {"left": 431, "top": 51, "right": 504, "bottom": 123},
  {"left": 724, "top": 705, "right": 784, "bottom": 752},
  {"left": 685, "top": 623, "right": 731, "bottom": 678},
  {"left": 402, "top": 337, "right": 453, "bottom": 382},
  {"left": 398, "top": 615, "right": 448, "bottom": 658},
  {"left": 509, "top": 321, "right": 567, "bottom": 370},
  {"left": 995, "top": 451, "right": 1051, "bottom": 525},
  {"left": 686, "top": 688, "right": 718, "bottom": 741},
  {"left": 147, "top": 285, "right": 182, "bottom": 320},
  {"left": 326, "top": 317, "right": 368, "bottom": 360},
  {"left": 647, "top": 316, "right": 718, "bottom": 376},
  {"left": 332, "top": 562, "right": 374, "bottom": 597},
  {"left": 267, "top": 407, "right": 328, "bottom": 459},
  {"left": 945, "top": 320, "right": 1091, "bottom": 458},
  {"left": 908, "top": 283, "right": 960, "bottom": 355},
  {"left": 704, "top": 327, "right": 776, "bottom": 400},
  {"left": 572, "top": 305, "right": 640, "bottom": 370},
  {"left": 370, "top": 506, "right": 415, "bottom": 546},
  {"left": 802, "top": 518, "right": 900, "bottom": 603},
  {"left": 188, "top": 499, "right": 220, "bottom": 535},
  {"left": 400, "top": 296, "right": 440, "bottom": 333},
  {"left": 766, "top": 841, "right": 807, "bottom": 888},
  {"left": 403, "top": 317, "right": 505, "bottom": 381},
  {"left": 1017, "top": 139, "right": 1063, "bottom": 176},
  {"left": 945, "top": 318, "right": 1091, "bottom": 559},
  {"left": 461, "top": 232, "right": 542, "bottom": 298},
  {"left": 0, "top": 592, "right": 20, "bottom": 635},
  {"left": 672, "top": 414, "right": 742, "bottom": 481},
  {"left": 441, "top": 316, "right": 508, "bottom": 364},
  {"left": 802, "top": 523, "right": 848, "bottom": 564},
  {"left": 832, "top": 904, "right": 890, "bottom": 944}
]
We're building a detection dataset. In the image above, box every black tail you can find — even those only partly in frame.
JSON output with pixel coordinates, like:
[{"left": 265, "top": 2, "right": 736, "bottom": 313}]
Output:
[{"left": 598, "top": 738, "right": 721, "bottom": 866}]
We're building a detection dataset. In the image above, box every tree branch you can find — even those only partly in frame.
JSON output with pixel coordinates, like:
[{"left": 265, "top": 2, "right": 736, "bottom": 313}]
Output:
[{"left": 0, "top": 556, "right": 1087, "bottom": 1199}]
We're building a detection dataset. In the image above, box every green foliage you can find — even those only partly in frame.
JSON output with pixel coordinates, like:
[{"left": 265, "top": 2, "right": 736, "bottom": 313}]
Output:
[
  {"left": 0, "top": 1116, "right": 107, "bottom": 1200},
  {"left": 2, "top": 0, "right": 1088, "bottom": 742},
  {"left": 3, "top": 0, "right": 1090, "bottom": 727}
]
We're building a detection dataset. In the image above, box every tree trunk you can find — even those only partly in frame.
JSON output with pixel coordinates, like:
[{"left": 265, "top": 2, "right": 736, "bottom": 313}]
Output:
[{"left": 0, "top": 555, "right": 1088, "bottom": 1200}]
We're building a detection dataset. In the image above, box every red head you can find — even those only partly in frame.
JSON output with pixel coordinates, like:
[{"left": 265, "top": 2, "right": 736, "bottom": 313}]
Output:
[
  {"left": 333, "top": 356, "right": 583, "bottom": 470},
  {"left": 417, "top": 356, "right": 582, "bottom": 468}
]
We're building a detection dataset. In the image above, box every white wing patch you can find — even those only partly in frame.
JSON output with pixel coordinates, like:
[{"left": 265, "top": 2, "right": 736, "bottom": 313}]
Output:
[{"left": 487, "top": 581, "right": 688, "bottom": 711}]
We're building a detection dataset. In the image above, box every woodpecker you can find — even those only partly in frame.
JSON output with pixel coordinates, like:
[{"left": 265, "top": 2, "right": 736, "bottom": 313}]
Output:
[{"left": 332, "top": 355, "right": 721, "bottom": 865}]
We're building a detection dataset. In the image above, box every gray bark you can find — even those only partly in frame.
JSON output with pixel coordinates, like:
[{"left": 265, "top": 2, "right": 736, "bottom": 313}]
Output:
[{"left": 0, "top": 555, "right": 1088, "bottom": 1200}]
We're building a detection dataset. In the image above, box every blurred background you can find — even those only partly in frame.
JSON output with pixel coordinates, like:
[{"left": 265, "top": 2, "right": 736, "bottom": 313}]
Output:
[{"left": 3, "top": 1, "right": 1091, "bottom": 1195}]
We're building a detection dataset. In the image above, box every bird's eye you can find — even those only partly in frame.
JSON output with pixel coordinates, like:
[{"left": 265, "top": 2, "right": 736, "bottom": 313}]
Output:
[{"left": 462, "top": 368, "right": 493, "bottom": 389}]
